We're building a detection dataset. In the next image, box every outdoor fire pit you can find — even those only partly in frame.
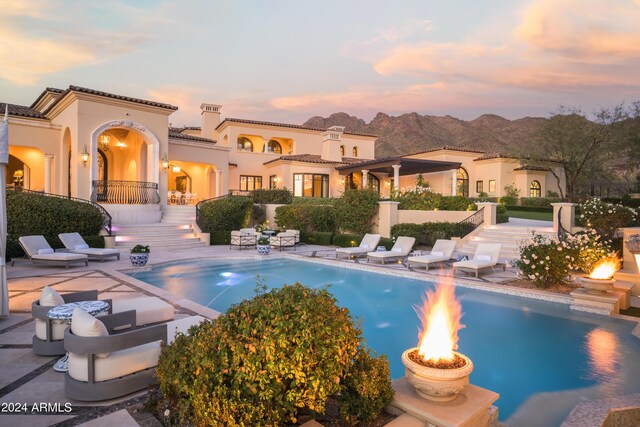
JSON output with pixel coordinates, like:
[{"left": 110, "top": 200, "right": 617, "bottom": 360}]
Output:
[
  {"left": 402, "top": 280, "right": 473, "bottom": 402},
  {"left": 578, "top": 256, "right": 621, "bottom": 295}
]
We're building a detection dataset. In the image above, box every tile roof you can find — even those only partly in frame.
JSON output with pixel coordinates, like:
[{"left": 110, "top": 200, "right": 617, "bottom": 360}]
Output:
[
  {"left": 0, "top": 102, "right": 46, "bottom": 119},
  {"left": 40, "top": 85, "right": 178, "bottom": 115},
  {"left": 473, "top": 154, "right": 517, "bottom": 161},
  {"left": 405, "top": 146, "right": 487, "bottom": 156},
  {"left": 168, "top": 130, "right": 216, "bottom": 144},
  {"left": 217, "top": 118, "right": 377, "bottom": 138},
  {"left": 513, "top": 165, "right": 551, "bottom": 172}
]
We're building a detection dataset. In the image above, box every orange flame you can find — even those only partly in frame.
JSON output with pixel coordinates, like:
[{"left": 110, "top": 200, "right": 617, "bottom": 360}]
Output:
[
  {"left": 589, "top": 256, "right": 621, "bottom": 280},
  {"left": 415, "top": 280, "right": 464, "bottom": 363}
]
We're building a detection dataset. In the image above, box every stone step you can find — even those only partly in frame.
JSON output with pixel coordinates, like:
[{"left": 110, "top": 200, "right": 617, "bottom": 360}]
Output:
[{"left": 117, "top": 241, "right": 206, "bottom": 251}]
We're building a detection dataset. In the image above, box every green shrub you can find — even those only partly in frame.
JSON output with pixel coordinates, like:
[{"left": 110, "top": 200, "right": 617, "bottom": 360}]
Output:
[
  {"left": 504, "top": 205, "right": 553, "bottom": 213},
  {"left": 496, "top": 213, "right": 510, "bottom": 224},
  {"left": 520, "top": 197, "right": 563, "bottom": 208},
  {"left": 378, "top": 237, "right": 394, "bottom": 250},
  {"left": 332, "top": 233, "right": 365, "bottom": 248},
  {"left": 514, "top": 233, "right": 572, "bottom": 288},
  {"left": 602, "top": 197, "right": 640, "bottom": 209},
  {"left": 565, "top": 229, "right": 614, "bottom": 273},
  {"left": 499, "top": 195, "right": 517, "bottom": 206},
  {"left": 496, "top": 204, "right": 507, "bottom": 214},
  {"left": 338, "top": 347, "right": 394, "bottom": 425},
  {"left": 397, "top": 191, "right": 476, "bottom": 211},
  {"left": 6, "top": 191, "right": 104, "bottom": 259},
  {"left": 292, "top": 197, "right": 336, "bottom": 205},
  {"left": 577, "top": 198, "right": 639, "bottom": 240},
  {"left": 334, "top": 190, "right": 379, "bottom": 234},
  {"left": 198, "top": 196, "right": 253, "bottom": 245},
  {"left": 156, "top": 284, "right": 390, "bottom": 426},
  {"left": 301, "top": 231, "right": 334, "bottom": 245},
  {"left": 275, "top": 204, "right": 336, "bottom": 233},
  {"left": 250, "top": 189, "right": 293, "bottom": 204},
  {"left": 249, "top": 204, "right": 266, "bottom": 227},
  {"left": 82, "top": 235, "right": 105, "bottom": 248},
  {"left": 391, "top": 222, "right": 474, "bottom": 247}
]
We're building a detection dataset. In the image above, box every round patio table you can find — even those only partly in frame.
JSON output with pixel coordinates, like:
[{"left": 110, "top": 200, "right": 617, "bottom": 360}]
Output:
[{"left": 48, "top": 300, "right": 110, "bottom": 373}]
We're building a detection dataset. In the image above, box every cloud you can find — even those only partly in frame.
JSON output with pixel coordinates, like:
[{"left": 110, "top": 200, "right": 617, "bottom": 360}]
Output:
[{"left": 147, "top": 86, "right": 203, "bottom": 126}]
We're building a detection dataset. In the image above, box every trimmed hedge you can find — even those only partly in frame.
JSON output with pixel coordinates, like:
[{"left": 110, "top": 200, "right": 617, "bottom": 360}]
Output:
[
  {"left": 275, "top": 204, "right": 336, "bottom": 233},
  {"left": 332, "top": 233, "right": 365, "bottom": 248},
  {"left": 391, "top": 222, "right": 474, "bottom": 247},
  {"left": 505, "top": 205, "right": 553, "bottom": 213},
  {"left": 520, "top": 197, "right": 562, "bottom": 208},
  {"left": 301, "top": 231, "right": 333, "bottom": 245},
  {"left": 601, "top": 197, "right": 640, "bottom": 209},
  {"left": 292, "top": 197, "right": 336, "bottom": 205},
  {"left": 397, "top": 191, "right": 477, "bottom": 211},
  {"left": 198, "top": 196, "right": 253, "bottom": 245},
  {"left": 250, "top": 189, "right": 292, "bottom": 204},
  {"left": 6, "top": 191, "right": 104, "bottom": 259},
  {"left": 496, "top": 213, "right": 510, "bottom": 224},
  {"left": 333, "top": 190, "right": 379, "bottom": 235}
]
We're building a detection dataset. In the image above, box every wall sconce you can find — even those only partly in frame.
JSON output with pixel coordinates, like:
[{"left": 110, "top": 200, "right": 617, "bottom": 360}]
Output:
[
  {"left": 161, "top": 153, "right": 169, "bottom": 171},
  {"left": 340, "top": 178, "right": 345, "bottom": 185},
  {"left": 172, "top": 165, "right": 181, "bottom": 173},
  {"left": 100, "top": 134, "right": 110, "bottom": 151},
  {"left": 386, "top": 180, "right": 391, "bottom": 186},
  {"left": 81, "top": 145, "right": 89, "bottom": 167},
  {"left": 274, "top": 176, "right": 280, "bottom": 183}
]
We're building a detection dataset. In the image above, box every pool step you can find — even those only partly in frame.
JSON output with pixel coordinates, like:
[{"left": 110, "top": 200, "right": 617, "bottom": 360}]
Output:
[{"left": 112, "top": 222, "right": 206, "bottom": 251}]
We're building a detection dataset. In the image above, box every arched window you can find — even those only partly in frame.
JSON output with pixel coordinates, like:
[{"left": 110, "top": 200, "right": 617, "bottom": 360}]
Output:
[
  {"left": 530, "top": 180, "right": 541, "bottom": 198},
  {"left": 456, "top": 167, "right": 469, "bottom": 197},
  {"left": 352, "top": 146, "right": 358, "bottom": 157},
  {"left": 267, "top": 140, "right": 282, "bottom": 154},
  {"left": 237, "top": 137, "right": 253, "bottom": 152},
  {"left": 340, "top": 145, "right": 345, "bottom": 156}
]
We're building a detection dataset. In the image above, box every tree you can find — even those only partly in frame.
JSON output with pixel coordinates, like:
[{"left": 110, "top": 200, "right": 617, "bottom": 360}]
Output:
[{"left": 512, "top": 104, "right": 639, "bottom": 201}]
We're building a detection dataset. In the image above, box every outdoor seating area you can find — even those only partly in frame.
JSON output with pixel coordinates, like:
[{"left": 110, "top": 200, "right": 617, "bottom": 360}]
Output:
[
  {"left": 13, "top": 235, "right": 89, "bottom": 268},
  {"left": 167, "top": 191, "right": 197, "bottom": 205},
  {"left": 59, "top": 232, "right": 120, "bottom": 261},
  {"left": 367, "top": 236, "right": 416, "bottom": 264},
  {"left": 452, "top": 243, "right": 503, "bottom": 278},
  {"left": 407, "top": 239, "right": 457, "bottom": 270}
]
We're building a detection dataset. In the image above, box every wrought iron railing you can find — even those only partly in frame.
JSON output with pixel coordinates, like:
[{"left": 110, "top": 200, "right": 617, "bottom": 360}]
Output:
[
  {"left": 456, "top": 207, "right": 485, "bottom": 237},
  {"left": 6, "top": 186, "right": 112, "bottom": 236},
  {"left": 557, "top": 206, "right": 573, "bottom": 241},
  {"left": 91, "top": 180, "right": 160, "bottom": 205}
]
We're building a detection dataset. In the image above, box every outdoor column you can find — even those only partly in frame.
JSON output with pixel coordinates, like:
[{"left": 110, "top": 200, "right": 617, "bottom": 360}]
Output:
[
  {"left": 44, "top": 154, "right": 53, "bottom": 193},
  {"left": 361, "top": 169, "right": 369, "bottom": 189},
  {"left": 216, "top": 169, "right": 223, "bottom": 197},
  {"left": 550, "top": 202, "right": 576, "bottom": 233},
  {"left": 377, "top": 201, "right": 400, "bottom": 238},
  {"left": 392, "top": 164, "right": 400, "bottom": 193},
  {"left": 451, "top": 169, "right": 458, "bottom": 196},
  {"left": 476, "top": 202, "right": 498, "bottom": 227}
]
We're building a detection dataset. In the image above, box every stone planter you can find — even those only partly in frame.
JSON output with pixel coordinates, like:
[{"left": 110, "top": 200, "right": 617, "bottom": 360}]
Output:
[
  {"left": 129, "top": 253, "right": 149, "bottom": 267},
  {"left": 401, "top": 348, "right": 474, "bottom": 402},
  {"left": 578, "top": 276, "right": 615, "bottom": 294},
  {"left": 257, "top": 244, "right": 271, "bottom": 255}
]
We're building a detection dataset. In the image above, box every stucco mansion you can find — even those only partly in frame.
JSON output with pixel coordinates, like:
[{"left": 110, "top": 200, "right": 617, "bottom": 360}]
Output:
[{"left": 2, "top": 85, "right": 564, "bottom": 223}]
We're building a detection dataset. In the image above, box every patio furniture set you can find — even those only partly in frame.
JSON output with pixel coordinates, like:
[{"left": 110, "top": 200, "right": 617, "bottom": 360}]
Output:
[
  {"left": 230, "top": 228, "right": 300, "bottom": 251},
  {"left": 167, "top": 191, "right": 197, "bottom": 205}
]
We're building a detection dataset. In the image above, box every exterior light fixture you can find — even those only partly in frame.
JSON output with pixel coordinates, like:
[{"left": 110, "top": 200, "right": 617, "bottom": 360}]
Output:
[
  {"left": 172, "top": 165, "right": 181, "bottom": 173},
  {"left": 340, "top": 178, "right": 345, "bottom": 185},
  {"left": 274, "top": 176, "right": 280, "bottom": 183},
  {"left": 161, "top": 153, "right": 169, "bottom": 171},
  {"left": 81, "top": 145, "right": 89, "bottom": 166},
  {"left": 100, "top": 134, "right": 110, "bottom": 151}
]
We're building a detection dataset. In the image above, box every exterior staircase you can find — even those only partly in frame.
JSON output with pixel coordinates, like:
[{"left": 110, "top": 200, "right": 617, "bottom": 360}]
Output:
[
  {"left": 111, "top": 206, "right": 204, "bottom": 251},
  {"left": 457, "top": 223, "right": 556, "bottom": 261}
]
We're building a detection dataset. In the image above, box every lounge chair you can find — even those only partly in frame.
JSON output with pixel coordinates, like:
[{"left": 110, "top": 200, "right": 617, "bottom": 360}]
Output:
[
  {"left": 407, "top": 239, "right": 457, "bottom": 270},
  {"left": 367, "top": 236, "right": 416, "bottom": 264},
  {"left": 58, "top": 233, "right": 120, "bottom": 262},
  {"left": 64, "top": 309, "right": 205, "bottom": 401},
  {"left": 270, "top": 232, "right": 296, "bottom": 251},
  {"left": 13, "top": 235, "right": 88, "bottom": 268},
  {"left": 452, "top": 243, "right": 503, "bottom": 278},
  {"left": 230, "top": 228, "right": 258, "bottom": 250},
  {"left": 336, "top": 234, "right": 381, "bottom": 259},
  {"left": 32, "top": 287, "right": 107, "bottom": 356}
]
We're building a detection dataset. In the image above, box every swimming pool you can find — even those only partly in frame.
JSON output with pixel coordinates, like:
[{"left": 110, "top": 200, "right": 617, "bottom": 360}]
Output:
[{"left": 127, "top": 257, "right": 640, "bottom": 425}]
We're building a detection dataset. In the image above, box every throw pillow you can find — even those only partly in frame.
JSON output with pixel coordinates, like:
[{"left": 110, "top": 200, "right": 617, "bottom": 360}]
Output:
[
  {"left": 37, "top": 248, "right": 54, "bottom": 255},
  {"left": 71, "top": 308, "right": 110, "bottom": 358},
  {"left": 74, "top": 244, "right": 90, "bottom": 250},
  {"left": 431, "top": 251, "right": 445, "bottom": 257},
  {"left": 40, "top": 286, "right": 64, "bottom": 307}
]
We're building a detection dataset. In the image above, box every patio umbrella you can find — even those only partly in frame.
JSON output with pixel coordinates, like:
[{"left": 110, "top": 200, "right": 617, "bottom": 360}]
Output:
[{"left": 0, "top": 105, "right": 9, "bottom": 317}]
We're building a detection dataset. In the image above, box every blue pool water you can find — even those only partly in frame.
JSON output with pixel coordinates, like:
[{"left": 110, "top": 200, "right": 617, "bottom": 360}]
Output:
[{"left": 128, "top": 258, "right": 640, "bottom": 424}]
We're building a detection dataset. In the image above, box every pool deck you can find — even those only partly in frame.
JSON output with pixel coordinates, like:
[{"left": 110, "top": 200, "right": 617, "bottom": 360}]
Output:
[{"left": 1, "top": 244, "right": 639, "bottom": 426}]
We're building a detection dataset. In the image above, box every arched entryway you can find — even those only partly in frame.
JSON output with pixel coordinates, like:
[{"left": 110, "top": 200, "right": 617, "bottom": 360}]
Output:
[{"left": 5, "top": 154, "right": 30, "bottom": 189}]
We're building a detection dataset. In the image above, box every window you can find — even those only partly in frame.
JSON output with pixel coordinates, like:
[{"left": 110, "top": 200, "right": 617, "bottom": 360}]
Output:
[
  {"left": 476, "top": 180, "right": 483, "bottom": 194},
  {"left": 237, "top": 137, "right": 253, "bottom": 151},
  {"left": 340, "top": 145, "right": 345, "bottom": 156},
  {"left": 352, "top": 146, "right": 358, "bottom": 157},
  {"left": 488, "top": 180, "right": 496, "bottom": 193},
  {"left": 530, "top": 180, "right": 541, "bottom": 197},
  {"left": 269, "top": 175, "right": 278, "bottom": 190},
  {"left": 456, "top": 168, "right": 469, "bottom": 197},
  {"left": 293, "top": 173, "right": 329, "bottom": 198},
  {"left": 239, "top": 175, "right": 262, "bottom": 191},
  {"left": 267, "top": 140, "right": 282, "bottom": 154}
]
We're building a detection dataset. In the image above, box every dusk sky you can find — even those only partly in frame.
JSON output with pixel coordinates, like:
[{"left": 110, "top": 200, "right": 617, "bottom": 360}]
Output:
[{"left": 1, "top": 0, "right": 638, "bottom": 126}]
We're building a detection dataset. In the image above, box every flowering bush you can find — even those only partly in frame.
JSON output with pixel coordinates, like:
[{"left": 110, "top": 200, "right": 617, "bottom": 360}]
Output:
[
  {"left": 578, "top": 198, "right": 639, "bottom": 240},
  {"left": 514, "top": 234, "right": 573, "bottom": 288},
  {"left": 564, "top": 229, "right": 614, "bottom": 274}
]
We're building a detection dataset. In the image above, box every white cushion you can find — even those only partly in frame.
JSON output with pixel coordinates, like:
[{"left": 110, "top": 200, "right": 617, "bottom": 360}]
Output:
[
  {"left": 431, "top": 251, "right": 445, "bottom": 257},
  {"left": 113, "top": 297, "right": 174, "bottom": 326},
  {"left": 74, "top": 244, "right": 89, "bottom": 250},
  {"left": 476, "top": 254, "right": 492, "bottom": 261},
  {"left": 40, "top": 286, "right": 64, "bottom": 307},
  {"left": 392, "top": 248, "right": 403, "bottom": 253},
  {"left": 68, "top": 341, "right": 161, "bottom": 382},
  {"left": 360, "top": 244, "right": 369, "bottom": 249},
  {"left": 35, "top": 319, "right": 66, "bottom": 341},
  {"left": 37, "top": 248, "right": 54, "bottom": 255},
  {"left": 71, "top": 308, "right": 110, "bottom": 358}
]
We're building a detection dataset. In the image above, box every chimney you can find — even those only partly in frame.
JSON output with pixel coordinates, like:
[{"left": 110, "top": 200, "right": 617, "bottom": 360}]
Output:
[
  {"left": 321, "top": 126, "right": 345, "bottom": 161},
  {"left": 200, "top": 103, "right": 222, "bottom": 139}
]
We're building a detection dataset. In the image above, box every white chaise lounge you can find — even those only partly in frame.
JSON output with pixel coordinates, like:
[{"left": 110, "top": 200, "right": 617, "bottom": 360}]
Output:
[
  {"left": 407, "top": 239, "right": 457, "bottom": 270},
  {"left": 58, "top": 232, "right": 120, "bottom": 262},
  {"left": 336, "top": 234, "right": 381, "bottom": 259},
  {"left": 366, "top": 236, "right": 416, "bottom": 264},
  {"left": 14, "top": 235, "right": 88, "bottom": 268},
  {"left": 452, "top": 243, "right": 503, "bottom": 278}
]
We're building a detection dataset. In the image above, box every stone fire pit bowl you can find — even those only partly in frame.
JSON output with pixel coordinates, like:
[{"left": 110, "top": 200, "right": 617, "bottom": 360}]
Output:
[
  {"left": 401, "top": 347, "right": 474, "bottom": 402},
  {"left": 577, "top": 276, "right": 615, "bottom": 294}
]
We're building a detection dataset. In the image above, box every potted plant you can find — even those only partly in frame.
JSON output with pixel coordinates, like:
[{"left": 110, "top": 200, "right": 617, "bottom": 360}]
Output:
[
  {"left": 130, "top": 244, "right": 150, "bottom": 266},
  {"left": 257, "top": 236, "right": 270, "bottom": 255}
]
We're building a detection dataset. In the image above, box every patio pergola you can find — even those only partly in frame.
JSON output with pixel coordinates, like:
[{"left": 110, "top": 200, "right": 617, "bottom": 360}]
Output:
[{"left": 336, "top": 157, "right": 462, "bottom": 193}]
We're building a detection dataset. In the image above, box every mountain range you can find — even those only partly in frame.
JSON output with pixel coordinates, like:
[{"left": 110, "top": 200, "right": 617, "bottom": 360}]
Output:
[{"left": 303, "top": 112, "right": 548, "bottom": 158}]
